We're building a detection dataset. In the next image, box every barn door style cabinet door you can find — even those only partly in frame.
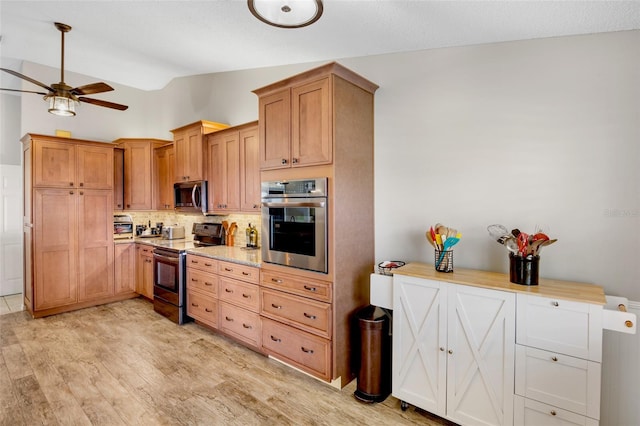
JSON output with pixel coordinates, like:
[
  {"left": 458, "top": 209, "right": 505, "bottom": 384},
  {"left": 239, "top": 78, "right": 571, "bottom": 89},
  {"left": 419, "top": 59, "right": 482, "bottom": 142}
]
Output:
[
  {"left": 22, "top": 134, "right": 134, "bottom": 318},
  {"left": 171, "top": 120, "right": 229, "bottom": 183},
  {"left": 392, "top": 274, "right": 515, "bottom": 426}
]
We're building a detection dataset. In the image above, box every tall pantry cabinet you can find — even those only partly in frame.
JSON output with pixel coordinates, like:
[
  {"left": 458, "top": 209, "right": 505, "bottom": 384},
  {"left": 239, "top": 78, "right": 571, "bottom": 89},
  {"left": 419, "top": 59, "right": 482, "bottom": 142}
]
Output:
[{"left": 22, "top": 134, "right": 134, "bottom": 318}]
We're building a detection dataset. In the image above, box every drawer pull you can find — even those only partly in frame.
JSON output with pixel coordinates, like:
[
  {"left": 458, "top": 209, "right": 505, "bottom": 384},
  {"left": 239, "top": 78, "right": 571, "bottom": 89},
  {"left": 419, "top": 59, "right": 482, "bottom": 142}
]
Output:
[
  {"left": 301, "top": 346, "right": 314, "bottom": 354},
  {"left": 205, "top": 308, "right": 213, "bottom": 313},
  {"left": 271, "top": 303, "right": 282, "bottom": 309},
  {"left": 205, "top": 282, "right": 213, "bottom": 286},
  {"left": 225, "top": 288, "right": 233, "bottom": 293},
  {"left": 242, "top": 323, "right": 252, "bottom": 329},
  {"left": 551, "top": 356, "right": 558, "bottom": 362},
  {"left": 225, "top": 316, "right": 233, "bottom": 322},
  {"left": 191, "top": 278, "right": 198, "bottom": 282},
  {"left": 271, "top": 278, "right": 283, "bottom": 284},
  {"left": 242, "top": 293, "right": 250, "bottom": 298},
  {"left": 242, "top": 271, "right": 250, "bottom": 276},
  {"left": 303, "top": 312, "right": 317, "bottom": 320},
  {"left": 270, "top": 335, "right": 281, "bottom": 343},
  {"left": 224, "top": 267, "right": 233, "bottom": 272},
  {"left": 191, "top": 303, "right": 199, "bottom": 307},
  {"left": 205, "top": 263, "right": 213, "bottom": 267},
  {"left": 448, "top": 349, "right": 454, "bottom": 355},
  {"left": 550, "top": 410, "right": 557, "bottom": 416},
  {"left": 552, "top": 301, "right": 559, "bottom": 307},
  {"left": 191, "top": 260, "right": 199, "bottom": 264},
  {"left": 303, "top": 285, "right": 317, "bottom": 292}
]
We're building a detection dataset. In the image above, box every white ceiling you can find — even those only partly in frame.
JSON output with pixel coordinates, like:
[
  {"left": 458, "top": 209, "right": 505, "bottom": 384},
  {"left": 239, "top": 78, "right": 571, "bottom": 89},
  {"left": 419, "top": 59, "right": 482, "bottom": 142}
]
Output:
[{"left": 1, "top": 1, "right": 639, "bottom": 91}]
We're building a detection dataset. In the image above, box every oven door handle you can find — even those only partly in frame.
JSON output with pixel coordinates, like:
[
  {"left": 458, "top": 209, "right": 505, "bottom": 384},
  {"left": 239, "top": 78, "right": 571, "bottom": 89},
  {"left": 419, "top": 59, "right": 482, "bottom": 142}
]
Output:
[
  {"left": 153, "top": 253, "right": 179, "bottom": 264},
  {"left": 262, "top": 201, "right": 325, "bottom": 208}
]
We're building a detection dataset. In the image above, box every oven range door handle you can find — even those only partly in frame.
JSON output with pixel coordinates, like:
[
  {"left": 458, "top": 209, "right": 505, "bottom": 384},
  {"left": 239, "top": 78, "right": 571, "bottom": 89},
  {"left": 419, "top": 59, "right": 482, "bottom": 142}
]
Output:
[
  {"left": 153, "top": 253, "right": 180, "bottom": 264},
  {"left": 262, "top": 200, "right": 326, "bottom": 208}
]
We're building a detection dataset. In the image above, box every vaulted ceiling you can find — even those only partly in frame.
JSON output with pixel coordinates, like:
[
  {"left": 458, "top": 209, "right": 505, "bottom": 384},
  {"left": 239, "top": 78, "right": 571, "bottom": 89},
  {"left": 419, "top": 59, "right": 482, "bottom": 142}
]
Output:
[{"left": 1, "top": 1, "right": 639, "bottom": 91}]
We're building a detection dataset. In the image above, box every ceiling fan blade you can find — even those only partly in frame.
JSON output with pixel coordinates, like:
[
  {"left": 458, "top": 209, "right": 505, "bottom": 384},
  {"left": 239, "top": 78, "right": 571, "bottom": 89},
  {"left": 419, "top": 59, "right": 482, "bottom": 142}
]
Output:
[
  {"left": 0, "top": 88, "right": 49, "bottom": 96},
  {"left": 0, "top": 68, "right": 54, "bottom": 92},
  {"left": 78, "top": 97, "right": 128, "bottom": 111},
  {"left": 71, "top": 82, "right": 114, "bottom": 96}
]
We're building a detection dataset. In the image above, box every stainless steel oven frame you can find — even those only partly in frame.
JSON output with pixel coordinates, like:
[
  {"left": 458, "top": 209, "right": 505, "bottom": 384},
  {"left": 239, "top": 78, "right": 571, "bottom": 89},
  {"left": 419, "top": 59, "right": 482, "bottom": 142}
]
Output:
[
  {"left": 153, "top": 247, "right": 189, "bottom": 324},
  {"left": 261, "top": 178, "right": 328, "bottom": 274}
]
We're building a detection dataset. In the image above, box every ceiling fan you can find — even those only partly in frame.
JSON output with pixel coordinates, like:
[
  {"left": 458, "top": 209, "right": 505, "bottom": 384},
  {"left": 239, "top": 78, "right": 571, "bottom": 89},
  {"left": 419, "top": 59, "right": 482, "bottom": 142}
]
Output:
[{"left": 0, "top": 22, "right": 128, "bottom": 116}]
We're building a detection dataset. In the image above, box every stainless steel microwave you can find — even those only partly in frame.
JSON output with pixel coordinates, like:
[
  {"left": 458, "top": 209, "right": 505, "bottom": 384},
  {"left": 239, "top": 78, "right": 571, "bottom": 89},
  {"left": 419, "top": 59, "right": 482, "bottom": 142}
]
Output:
[{"left": 174, "top": 181, "right": 208, "bottom": 214}]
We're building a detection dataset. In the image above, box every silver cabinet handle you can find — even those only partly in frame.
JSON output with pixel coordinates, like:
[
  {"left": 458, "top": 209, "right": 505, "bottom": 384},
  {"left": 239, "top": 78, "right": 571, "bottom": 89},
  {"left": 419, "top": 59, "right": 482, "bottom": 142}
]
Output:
[
  {"left": 303, "top": 312, "right": 317, "bottom": 320},
  {"left": 301, "top": 346, "right": 314, "bottom": 354}
]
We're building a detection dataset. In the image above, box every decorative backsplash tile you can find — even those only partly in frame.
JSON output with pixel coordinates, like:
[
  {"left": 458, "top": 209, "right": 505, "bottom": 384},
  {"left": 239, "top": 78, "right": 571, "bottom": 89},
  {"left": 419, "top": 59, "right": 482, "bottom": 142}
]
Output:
[{"left": 122, "top": 211, "right": 261, "bottom": 247}]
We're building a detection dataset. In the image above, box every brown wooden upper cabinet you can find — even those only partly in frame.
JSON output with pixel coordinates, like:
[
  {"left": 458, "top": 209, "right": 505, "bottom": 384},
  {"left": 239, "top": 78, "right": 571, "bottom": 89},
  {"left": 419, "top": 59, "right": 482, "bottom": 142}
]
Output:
[
  {"left": 154, "top": 144, "right": 175, "bottom": 210},
  {"left": 206, "top": 121, "right": 260, "bottom": 214},
  {"left": 113, "top": 138, "right": 170, "bottom": 211},
  {"left": 171, "top": 120, "right": 229, "bottom": 183}
]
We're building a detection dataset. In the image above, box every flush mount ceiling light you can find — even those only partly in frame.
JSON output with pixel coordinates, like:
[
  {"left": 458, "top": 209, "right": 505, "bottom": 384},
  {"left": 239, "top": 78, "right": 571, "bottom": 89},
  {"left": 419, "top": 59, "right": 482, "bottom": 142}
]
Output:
[{"left": 248, "top": 0, "right": 323, "bottom": 28}]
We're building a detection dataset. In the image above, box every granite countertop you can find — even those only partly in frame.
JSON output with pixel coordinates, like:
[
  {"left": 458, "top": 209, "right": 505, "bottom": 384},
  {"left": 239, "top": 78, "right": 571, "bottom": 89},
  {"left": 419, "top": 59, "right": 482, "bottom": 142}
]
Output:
[
  {"left": 118, "top": 237, "right": 261, "bottom": 267},
  {"left": 186, "top": 245, "right": 261, "bottom": 268}
]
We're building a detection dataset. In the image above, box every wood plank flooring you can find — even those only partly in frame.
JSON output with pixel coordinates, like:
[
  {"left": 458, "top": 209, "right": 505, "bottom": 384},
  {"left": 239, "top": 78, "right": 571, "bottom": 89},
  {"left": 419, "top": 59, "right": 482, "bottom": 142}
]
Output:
[{"left": 0, "top": 298, "right": 456, "bottom": 425}]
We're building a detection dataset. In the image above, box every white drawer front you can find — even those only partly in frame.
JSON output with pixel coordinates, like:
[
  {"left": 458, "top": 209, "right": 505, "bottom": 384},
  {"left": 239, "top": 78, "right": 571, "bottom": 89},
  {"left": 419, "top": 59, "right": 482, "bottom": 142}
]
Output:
[
  {"left": 515, "top": 345, "right": 601, "bottom": 419},
  {"left": 514, "top": 395, "right": 599, "bottom": 426},
  {"left": 516, "top": 294, "right": 602, "bottom": 361}
]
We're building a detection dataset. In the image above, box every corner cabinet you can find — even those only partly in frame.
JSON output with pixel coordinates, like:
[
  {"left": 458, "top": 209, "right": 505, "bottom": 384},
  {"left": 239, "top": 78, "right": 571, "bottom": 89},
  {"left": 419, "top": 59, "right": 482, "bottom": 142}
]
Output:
[
  {"left": 170, "top": 120, "right": 229, "bottom": 183},
  {"left": 393, "top": 274, "right": 515, "bottom": 426},
  {"left": 206, "top": 121, "right": 260, "bottom": 214},
  {"left": 22, "top": 134, "right": 135, "bottom": 318}
]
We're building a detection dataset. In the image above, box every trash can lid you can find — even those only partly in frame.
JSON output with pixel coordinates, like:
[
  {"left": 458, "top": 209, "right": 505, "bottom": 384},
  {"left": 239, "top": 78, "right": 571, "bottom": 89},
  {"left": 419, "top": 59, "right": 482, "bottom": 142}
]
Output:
[{"left": 357, "top": 305, "right": 389, "bottom": 323}]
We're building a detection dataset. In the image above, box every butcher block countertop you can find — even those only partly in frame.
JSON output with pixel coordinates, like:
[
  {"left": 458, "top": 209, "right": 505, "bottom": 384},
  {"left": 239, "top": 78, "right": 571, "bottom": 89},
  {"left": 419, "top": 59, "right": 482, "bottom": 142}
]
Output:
[{"left": 394, "top": 262, "right": 606, "bottom": 305}]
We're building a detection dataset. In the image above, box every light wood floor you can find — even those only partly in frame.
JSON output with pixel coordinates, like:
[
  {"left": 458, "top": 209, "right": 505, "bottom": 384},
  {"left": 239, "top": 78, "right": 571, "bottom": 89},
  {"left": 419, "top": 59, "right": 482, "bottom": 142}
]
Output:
[{"left": 0, "top": 297, "right": 456, "bottom": 425}]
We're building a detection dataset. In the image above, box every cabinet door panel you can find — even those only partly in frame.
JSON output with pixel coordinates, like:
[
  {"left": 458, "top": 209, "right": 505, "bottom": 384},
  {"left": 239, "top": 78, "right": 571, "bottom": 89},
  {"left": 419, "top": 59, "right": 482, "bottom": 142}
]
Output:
[
  {"left": 78, "top": 190, "right": 114, "bottom": 301},
  {"left": 114, "top": 243, "right": 135, "bottom": 294},
  {"left": 392, "top": 275, "right": 447, "bottom": 415},
  {"left": 446, "top": 285, "right": 515, "bottom": 426},
  {"left": 123, "top": 142, "right": 152, "bottom": 210},
  {"left": 239, "top": 125, "right": 260, "bottom": 212},
  {"left": 514, "top": 396, "right": 598, "bottom": 426},
  {"left": 34, "top": 189, "right": 77, "bottom": 309},
  {"left": 259, "top": 89, "right": 291, "bottom": 169},
  {"left": 292, "top": 78, "right": 331, "bottom": 167},
  {"left": 33, "top": 141, "right": 75, "bottom": 188},
  {"left": 186, "top": 127, "right": 204, "bottom": 181},
  {"left": 76, "top": 145, "right": 113, "bottom": 189}
]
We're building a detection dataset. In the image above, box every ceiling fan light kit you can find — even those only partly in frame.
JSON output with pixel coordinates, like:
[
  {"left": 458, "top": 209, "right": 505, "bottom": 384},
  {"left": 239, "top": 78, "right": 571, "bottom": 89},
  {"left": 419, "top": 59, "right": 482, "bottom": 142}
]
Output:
[
  {"left": 0, "top": 22, "right": 128, "bottom": 116},
  {"left": 248, "top": 0, "right": 323, "bottom": 28}
]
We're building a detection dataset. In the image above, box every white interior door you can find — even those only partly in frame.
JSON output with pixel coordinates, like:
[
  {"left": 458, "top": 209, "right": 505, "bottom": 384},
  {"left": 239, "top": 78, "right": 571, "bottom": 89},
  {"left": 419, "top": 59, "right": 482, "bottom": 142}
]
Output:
[{"left": 0, "top": 165, "right": 23, "bottom": 296}]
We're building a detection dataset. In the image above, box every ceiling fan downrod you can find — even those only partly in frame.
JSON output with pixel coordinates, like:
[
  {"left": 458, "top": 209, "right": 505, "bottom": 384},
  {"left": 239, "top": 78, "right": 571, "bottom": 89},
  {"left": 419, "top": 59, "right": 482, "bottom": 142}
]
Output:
[{"left": 55, "top": 22, "right": 71, "bottom": 85}]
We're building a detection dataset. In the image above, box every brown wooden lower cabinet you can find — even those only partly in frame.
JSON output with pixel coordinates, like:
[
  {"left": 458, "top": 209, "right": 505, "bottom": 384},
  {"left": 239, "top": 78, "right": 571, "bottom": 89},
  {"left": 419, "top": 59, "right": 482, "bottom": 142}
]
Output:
[
  {"left": 135, "top": 244, "right": 154, "bottom": 299},
  {"left": 219, "top": 301, "right": 261, "bottom": 348},
  {"left": 187, "top": 290, "right": 218, "bottom": 328},
  {"left": 114, "top": 243, "right": 136, "bottom": 294}
]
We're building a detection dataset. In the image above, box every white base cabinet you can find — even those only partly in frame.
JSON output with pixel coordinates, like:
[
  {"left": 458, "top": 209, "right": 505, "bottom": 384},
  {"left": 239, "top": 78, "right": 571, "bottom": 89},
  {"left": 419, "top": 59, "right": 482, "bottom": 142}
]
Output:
[{"left": 392, "top": 275, "right": 515, "bottom": 426}]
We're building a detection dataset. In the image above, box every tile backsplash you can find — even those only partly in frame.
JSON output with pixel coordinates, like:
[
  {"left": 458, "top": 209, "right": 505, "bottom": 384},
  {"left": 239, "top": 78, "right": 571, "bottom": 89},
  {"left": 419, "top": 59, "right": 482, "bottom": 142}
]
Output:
[{"left": 122, "top": 211, "right": 261, "bottom": 247}]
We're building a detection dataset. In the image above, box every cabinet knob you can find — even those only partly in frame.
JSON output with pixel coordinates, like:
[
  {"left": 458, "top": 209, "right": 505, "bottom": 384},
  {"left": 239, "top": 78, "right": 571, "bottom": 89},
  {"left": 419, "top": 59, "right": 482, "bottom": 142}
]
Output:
[
  {"left": 551, "top": 356, "right": 558, "bottom": 362},
  {"left": 292, "top": 158, "right": 298, "bottom": 164},
  {"left": 117, "top": 204, "right": 122, "bottom": 208},
  {"left": 79, "top": 182, "right": 83, "bottom": 187},
  {"left": 550, "top": 410, "right": 557, "bottom": 416},
  {"left": 69, "top": 191, "right": 74, "bottom": 195},
  {"left": 127, "top": 204, "right": 131, "bottom": 208},
  {"left": 79, "top": 191, "right": 84, "bottom": 195},
  {"left": 552, "top": 301, "right": 559, "bottom": 307},
  {"left": 281, "top": 158, "right": 287, "bottom": 165},
  {"left": 69, "top": 182, "right": 73, "bottom": 186},
  {"left": 448, "top": 349, "right": 453, "bottom": 355},
  {"left": 626, "top": 320, "right": 634, "bottom": 328},
  {"left": 439, "top": 347, "right": 445, "bottom": 352}
]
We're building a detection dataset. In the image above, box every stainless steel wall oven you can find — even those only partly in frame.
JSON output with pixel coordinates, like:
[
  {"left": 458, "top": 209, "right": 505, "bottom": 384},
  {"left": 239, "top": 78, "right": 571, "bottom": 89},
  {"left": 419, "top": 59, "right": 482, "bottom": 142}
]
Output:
[{"left": 261, "top": 178, "right": 328, "bottom": 274}]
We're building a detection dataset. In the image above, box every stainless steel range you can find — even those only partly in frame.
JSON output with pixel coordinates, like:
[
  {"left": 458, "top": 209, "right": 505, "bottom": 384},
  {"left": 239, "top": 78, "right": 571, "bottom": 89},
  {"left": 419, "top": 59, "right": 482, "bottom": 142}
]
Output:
[{"left": 152, "top": 222, "right": 224, "bottom": 324}]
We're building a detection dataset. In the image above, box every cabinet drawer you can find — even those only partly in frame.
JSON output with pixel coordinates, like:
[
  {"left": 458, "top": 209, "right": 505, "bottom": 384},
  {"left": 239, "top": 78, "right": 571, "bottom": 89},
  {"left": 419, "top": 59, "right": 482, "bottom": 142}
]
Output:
[
  {"left": 261, "top": 288, "right": 331, "bottom": 339},
  {"left": 187, "top": 290, "right": 218, "bottom": 328},
  {"left": 219, "top": 301, "right": 261, "bottom": 348},
  {"left": 187, "top": 269, "right": 218, "bottom": 296},
  {"left": 186, "top": 255, "right": 218, "bottom": 274},
  {"left": 516, "top": 294, "right": 603, "bottom": 361},
  {"left": 514, "top": 395, "right": 599, "bottom": 426},
  {"left": 219, "top": 277, "right": 259, "bottom": 312},
  {"left": 515, "top": 345, "right": 601, "bottom": 419},
  {"left": 218, "top": 260, "right": 259, "bottom": 284},
  {"left": 261, "top": 317, "right": 330, "bottom": 381},
  {"left": 261, "top": 270, "right": 331, "bottom": 303}
]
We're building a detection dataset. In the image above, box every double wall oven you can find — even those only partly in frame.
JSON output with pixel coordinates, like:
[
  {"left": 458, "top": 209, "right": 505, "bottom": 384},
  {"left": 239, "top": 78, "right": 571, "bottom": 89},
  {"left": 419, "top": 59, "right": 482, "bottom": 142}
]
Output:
[
  {"left": 152, "top": 223, "right": 224, "bottom": 324},
  {"left": 261, "top": 178, "right": 328, "bottom": 274}
]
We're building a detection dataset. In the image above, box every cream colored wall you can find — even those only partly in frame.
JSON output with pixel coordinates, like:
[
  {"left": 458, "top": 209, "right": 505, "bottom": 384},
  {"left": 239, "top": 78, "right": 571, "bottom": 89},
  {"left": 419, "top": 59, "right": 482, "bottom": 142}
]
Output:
[{"left": 125, "top": 211, "right": 261, "bottom": 247}]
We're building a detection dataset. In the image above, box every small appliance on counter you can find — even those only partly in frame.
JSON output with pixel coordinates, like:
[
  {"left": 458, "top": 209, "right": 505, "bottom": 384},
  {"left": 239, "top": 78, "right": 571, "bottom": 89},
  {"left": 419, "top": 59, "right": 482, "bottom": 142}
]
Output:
[
  {"left": 113, "top": 214, "right": 133, "bottom": 239},
  {"left": 192, "top": 222, "right": 225, "bottom": 246},
  {"left": 162, "top": 225, "right": 185, "bottom": 240}
]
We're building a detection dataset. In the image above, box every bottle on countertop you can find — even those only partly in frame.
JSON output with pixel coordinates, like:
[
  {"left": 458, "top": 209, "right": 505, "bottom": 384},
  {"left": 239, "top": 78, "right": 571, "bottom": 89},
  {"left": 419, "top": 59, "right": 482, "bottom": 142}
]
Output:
[{"left": 249, "top": 224, "right": 258, "bottom": 248}]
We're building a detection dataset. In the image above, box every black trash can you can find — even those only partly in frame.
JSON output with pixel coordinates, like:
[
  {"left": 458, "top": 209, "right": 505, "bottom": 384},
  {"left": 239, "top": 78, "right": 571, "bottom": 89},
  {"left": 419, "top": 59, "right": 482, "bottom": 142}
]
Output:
[{"left": 354, "top": 305, "right": 392, "bottom": 403}]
